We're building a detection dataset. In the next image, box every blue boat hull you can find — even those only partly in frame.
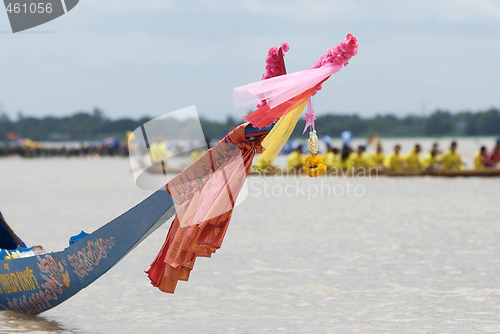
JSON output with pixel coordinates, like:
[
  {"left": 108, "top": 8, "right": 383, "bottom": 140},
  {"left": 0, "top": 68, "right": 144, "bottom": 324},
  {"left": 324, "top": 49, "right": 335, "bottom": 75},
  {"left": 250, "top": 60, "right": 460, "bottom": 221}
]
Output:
[{"left": 0, "top": 188, "right": 175, "bottom": 314}]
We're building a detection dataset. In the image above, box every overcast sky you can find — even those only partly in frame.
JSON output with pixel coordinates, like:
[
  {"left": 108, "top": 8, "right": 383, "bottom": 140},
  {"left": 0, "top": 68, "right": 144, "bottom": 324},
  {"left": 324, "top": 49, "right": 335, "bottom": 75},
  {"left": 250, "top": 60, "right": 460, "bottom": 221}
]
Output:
[{"left": 1, "top": 0, "right": 499, "bottom": 121}]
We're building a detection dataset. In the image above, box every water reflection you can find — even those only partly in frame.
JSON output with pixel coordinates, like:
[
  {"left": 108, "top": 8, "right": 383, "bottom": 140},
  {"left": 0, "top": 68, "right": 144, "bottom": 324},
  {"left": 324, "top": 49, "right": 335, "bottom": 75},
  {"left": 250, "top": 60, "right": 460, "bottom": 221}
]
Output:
[{"left": 0, "top": 311, "right": 75, "bottom": 333}]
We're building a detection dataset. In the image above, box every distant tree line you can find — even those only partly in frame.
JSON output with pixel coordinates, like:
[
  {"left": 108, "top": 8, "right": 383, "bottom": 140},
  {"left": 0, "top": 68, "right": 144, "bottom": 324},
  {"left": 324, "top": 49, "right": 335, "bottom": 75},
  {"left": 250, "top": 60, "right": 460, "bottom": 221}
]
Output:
[
  {"left": 0, "top": 107, "right": 499, "bottom": 142},
  {"left": 291, "top": 108, "right": 500, "bottom": 139}
]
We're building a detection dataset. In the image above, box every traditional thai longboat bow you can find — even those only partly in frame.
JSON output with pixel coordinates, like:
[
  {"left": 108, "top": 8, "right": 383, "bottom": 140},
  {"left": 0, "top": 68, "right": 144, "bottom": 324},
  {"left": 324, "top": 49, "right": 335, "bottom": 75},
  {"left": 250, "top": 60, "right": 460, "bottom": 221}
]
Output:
[{"left": 146, "top": 34, "right": 359, "bottom": 293}]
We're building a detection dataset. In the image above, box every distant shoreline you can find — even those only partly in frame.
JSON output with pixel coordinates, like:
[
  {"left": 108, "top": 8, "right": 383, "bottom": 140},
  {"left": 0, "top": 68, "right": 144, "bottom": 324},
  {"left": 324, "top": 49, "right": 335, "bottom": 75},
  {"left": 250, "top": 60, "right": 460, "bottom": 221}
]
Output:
[{"left": 1, "top": 108, "right": 500, "bottom": 142}]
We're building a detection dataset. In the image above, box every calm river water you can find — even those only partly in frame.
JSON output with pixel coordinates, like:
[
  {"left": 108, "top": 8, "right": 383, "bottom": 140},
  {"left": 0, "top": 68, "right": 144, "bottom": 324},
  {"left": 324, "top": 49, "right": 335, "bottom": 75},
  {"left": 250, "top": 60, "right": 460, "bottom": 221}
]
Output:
[{"left": 0, "top": 141, "right": 499, "bottom": 333}]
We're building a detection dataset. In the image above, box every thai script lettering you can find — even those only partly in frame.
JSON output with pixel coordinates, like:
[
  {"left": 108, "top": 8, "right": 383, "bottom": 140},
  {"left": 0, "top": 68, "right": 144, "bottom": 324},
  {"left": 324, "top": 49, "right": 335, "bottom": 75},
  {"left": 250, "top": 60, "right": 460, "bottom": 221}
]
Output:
[
  {"left": 0, "top": 266, "right": 40, "bottom": 294},
  {"left": 67, "top": 237, "right": 115, "bottom": 279},
  {"left": 6, "top": 255, "right": 69, "bottom": 313}
]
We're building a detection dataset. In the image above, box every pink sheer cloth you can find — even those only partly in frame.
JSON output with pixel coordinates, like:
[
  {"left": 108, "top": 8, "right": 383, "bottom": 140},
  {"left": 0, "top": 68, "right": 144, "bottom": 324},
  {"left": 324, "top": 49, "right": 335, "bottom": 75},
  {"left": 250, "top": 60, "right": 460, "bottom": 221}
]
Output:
[
  {"left": 238, "top": 80, "right": 328, "bottom": 129},
  {"left": 146, "top": 124, "right": 265, "bottom": 293},
  {"left": 234, "top": 63, "right": 342, "bottom": 111}
]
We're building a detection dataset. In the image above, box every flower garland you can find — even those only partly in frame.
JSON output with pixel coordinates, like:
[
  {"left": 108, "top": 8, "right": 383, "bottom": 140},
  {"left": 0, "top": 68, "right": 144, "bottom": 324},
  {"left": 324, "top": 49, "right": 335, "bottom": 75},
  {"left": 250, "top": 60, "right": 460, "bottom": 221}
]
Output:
[
  {"left": 302, "top": 99, "right": 326, "bottom": 177},
  {"left": 303, "top": 129, "right": 326, "bottom": 177},
  {"left": 303, "top": 154, "right": 326, "bottom": 177}
]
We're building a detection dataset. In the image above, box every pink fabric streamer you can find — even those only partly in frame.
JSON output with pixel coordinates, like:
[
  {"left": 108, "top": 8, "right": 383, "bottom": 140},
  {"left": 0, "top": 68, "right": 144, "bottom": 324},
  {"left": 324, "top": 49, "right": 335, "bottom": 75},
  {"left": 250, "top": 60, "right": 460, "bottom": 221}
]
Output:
[
  {"left": 233, "top": 63, "right": 342, "bottom": 110},
  {"left": 168, "top": 144, "right": 247, "bottom": 228}
]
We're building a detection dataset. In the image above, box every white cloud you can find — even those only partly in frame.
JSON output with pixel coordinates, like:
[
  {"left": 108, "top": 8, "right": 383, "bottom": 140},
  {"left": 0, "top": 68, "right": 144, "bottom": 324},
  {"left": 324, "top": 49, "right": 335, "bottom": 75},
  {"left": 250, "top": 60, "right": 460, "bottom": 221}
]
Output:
[
  {"left": 79, "top": 0, "right": 178, "bottom": 14},
  {"left": 240, "top": 0, "right": 358, "bottom": 21},
  {"left": 197, "top": 0, "right": 500, "bottom": 24}
]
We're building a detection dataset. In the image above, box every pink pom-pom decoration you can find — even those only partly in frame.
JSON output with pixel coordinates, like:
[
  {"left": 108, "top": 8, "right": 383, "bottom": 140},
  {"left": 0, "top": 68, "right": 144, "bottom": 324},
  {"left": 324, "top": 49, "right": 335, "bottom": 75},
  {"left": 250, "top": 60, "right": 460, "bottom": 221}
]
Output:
[
  {"left": 256, "top": 42, "right": 290, "bottom": 109},
  {"left": 311, "top": 34, "right": 358, "bottom": 69},
  {"left": 261, "top": 42, "right": 289, "bottom": 80},
  {"left": 309, "top": 34, "right": 358, "bottom": 94}
]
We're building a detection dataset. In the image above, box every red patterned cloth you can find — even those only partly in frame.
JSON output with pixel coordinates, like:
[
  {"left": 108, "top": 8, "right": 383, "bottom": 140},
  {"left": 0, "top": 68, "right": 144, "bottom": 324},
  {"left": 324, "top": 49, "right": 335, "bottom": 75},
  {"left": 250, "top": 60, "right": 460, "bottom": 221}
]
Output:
[{"left": 146, "top": 123, "right": 265, "bottom": 293}]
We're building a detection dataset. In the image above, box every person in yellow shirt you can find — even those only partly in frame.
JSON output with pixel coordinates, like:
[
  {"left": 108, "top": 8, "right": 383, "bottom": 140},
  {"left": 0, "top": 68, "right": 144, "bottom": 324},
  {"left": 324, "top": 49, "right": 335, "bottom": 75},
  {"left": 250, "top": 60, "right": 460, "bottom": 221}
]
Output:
[
  {"left": 404, "top": 144, "right": 423, "bottom": 170},
  {"left": 322, "top": 146, "right": 339, "bottom": 168},
  {"left": 423, "top": 146, "right": 441, "bottom": 170},
  {"left": 255, "top": 154, "right": 275, "bottom": 169},
  {"left": 287, "top": 145, "right": 305, "bottom": 168},
  {"left": 385, "top": 144, "right": 405, "bottom": 170},
  {"left": 441, "top": 141, "right": 463, "bottom": 170},
  {"left": 431, "top": 142, "right": 441, "bottom": 155},
  {"left": 339, "top": 143, "right": 353, "bottom": 169},
  {"left": 348, "top": 145, "right": 371, "bottom": 169},
  {"left": 369, "top": 142, "right": 385, "bottom": 168},
  {"left": 474, "top": 146, "right": 487, "bottom": 170},
  {"left": 149, "top": 135, "right": 173, "bottom": 163}
]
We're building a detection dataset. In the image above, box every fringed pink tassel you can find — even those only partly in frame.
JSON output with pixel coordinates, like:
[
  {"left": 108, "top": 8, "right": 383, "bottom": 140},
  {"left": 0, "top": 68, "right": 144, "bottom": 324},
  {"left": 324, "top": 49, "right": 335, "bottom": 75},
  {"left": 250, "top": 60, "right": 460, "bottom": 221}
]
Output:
[
  {"left": 256, "top": 42, "right": 290, "bottom": 109},
  {"left": 311, "top": 34, "right": 358, "bottom": 69},
  {"left": 262, "top": 42, "right": 289, "bottom": 80},
  {"left": 309, "top": 34, "right": 358, "bottom": 94}
]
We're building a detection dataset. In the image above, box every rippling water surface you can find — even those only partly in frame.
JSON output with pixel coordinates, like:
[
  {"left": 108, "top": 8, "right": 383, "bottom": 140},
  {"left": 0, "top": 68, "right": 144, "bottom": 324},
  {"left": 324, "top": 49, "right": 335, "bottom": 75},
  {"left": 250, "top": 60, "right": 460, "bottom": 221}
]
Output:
[{"left": 0, "top": 153, "right": 499, "bottom": 333}]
